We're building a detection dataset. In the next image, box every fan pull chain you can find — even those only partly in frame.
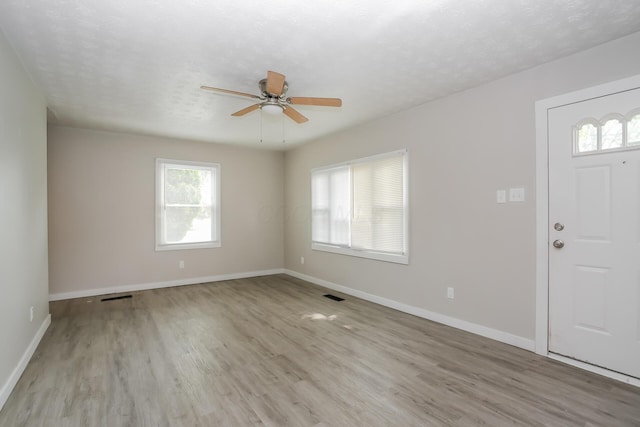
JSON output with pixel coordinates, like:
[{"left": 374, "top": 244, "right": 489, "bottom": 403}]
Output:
[
  {"left": 260, "top": 109, "right": 263, "bottom": 143},
  {"left": 282, "top": 114, "right": 286, "bottom": 144}
]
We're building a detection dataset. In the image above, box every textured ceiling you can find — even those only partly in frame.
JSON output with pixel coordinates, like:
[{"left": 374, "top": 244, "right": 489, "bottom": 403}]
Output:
[{"left": 1, "top": 0, "right": 640, "bottom": 149}]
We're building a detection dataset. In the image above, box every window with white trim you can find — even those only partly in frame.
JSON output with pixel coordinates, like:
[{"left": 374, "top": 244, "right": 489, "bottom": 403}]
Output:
[
  {"left": 311, "top": 150, "right": 408, "bottom": 264},
  {"left": 156, "top": 159, "right": 220, "bottom": 251}
]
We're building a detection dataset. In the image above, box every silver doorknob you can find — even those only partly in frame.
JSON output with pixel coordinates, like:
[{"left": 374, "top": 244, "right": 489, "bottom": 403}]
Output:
[
  {"left": 553, "top": 239, "right": 564, "bottom": 249},
  {"left": 554, "top": 222, "right": 564, "bottom": 231}
]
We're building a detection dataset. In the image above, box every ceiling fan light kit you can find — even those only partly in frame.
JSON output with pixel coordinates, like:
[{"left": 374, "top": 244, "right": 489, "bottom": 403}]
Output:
[
  {"left": 260, "top": 103, "right": 284, "bottom": 115},
  {"left": 201, "top": 70, "right": 342, "bottom": 125}
]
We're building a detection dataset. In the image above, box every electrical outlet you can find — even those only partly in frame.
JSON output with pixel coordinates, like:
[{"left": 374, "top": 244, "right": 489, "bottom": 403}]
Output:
[
  {"left": 447, "top": 287, "right": 455, "bottom": 299},
  {"left": 300, "top": 256, "right": 305, "bottom": 265},
  {"left": 30, "top": 306, "right": 34, "bottom": 322},
  {"left": 179, "top": 260, "right": 184, "bottom": 269}
]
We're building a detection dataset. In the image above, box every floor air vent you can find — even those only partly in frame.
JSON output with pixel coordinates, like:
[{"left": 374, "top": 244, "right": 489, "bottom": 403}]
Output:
[
  {"left": 101, "top": 295, "right": 132, "bottom": 302},
  {"left": 323, "top": 294, "right": 344, "bottom": 301}
]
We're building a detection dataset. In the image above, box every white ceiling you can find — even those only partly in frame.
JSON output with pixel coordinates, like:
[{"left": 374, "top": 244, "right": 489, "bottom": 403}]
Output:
[{"left": 1, "top": 0, "right": 640, "bottom": 149}]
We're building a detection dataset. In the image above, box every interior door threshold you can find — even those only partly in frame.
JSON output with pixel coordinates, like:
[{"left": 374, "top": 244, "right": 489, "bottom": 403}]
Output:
[{"left": 548, "top": 352, "right": 640, "bottom": 388}]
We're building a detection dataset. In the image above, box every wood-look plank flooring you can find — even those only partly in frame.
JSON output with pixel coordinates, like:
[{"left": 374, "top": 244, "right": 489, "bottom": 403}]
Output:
[{"left": 1, "top": 274, "right": 639, "bottom": 426}]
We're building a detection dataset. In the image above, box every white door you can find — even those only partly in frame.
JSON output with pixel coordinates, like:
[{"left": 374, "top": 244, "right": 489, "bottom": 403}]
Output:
[{"left": 548, "top": 87, "right": 640, "bottom": 379}]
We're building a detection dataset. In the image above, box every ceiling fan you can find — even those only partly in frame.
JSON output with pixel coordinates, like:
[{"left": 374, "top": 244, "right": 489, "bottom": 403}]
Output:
[{"left": 201, "top": 71, "right": 342, "bottom": 124}]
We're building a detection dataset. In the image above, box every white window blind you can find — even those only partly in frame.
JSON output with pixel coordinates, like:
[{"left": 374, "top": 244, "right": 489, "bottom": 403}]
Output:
[
  {"left": 311, "top": 150, "right": 408, "bottom": 264},
  {"left": 156, "top": 159, "right": 220, "bottom": 251},
  {"left": 312, "top": 166, "right": 350, "bottom": 246}
]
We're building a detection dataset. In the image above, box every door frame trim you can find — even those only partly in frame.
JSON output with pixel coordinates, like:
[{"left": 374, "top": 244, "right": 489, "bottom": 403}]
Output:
[{"left": 535, "top": 73, "right": 640, "bottom": 385}]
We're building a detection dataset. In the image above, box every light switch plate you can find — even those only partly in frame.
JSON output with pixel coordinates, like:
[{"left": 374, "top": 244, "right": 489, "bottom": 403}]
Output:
[
  {"left": 509, "top": 187, "right": 525, "bottom": 202},
  {"left": 496, "top": 190, "right": 506, "bottom": 204}
]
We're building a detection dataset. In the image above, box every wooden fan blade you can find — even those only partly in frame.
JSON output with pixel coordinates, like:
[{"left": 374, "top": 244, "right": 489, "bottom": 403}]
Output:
[
  {"left": 201, "top": 85, "right": 260, "bottom": 100},
  {"left": 287, "top": 97, "right": 342, "bottom": 107},
  {"left": 231, "top": 104, "right": 261, "bottom": 117},
  {"left": 266, "top": 71, "right": 286, "bottom": 96},
  {"left": 283, "top": 106, "right": 309, "bottom": 124}
]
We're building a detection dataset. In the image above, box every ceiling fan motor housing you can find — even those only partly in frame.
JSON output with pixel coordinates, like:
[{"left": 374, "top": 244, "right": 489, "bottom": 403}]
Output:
[{"left": 259, "top": 78, "right": 288, "bottom": 99}]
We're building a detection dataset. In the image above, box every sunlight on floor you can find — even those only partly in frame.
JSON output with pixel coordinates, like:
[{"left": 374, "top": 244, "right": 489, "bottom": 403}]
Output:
[
  {"left": 301, "top": 312, "right": 353, "bottom": 329},
  {"left": 301, "top": 313, "right": 337, "bottom": 321}
]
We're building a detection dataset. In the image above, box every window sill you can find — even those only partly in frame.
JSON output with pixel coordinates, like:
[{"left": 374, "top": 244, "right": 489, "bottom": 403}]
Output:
[
  {"left": 156, "top": 241, "right": 221, "bottom": 251},
  {"left": 311, "top": 243, "right": 408, "bottom": 265}
]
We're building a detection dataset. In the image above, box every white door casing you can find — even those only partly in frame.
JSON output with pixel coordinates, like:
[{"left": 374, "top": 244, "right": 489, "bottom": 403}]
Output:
[{"left": 548, "top": 87, "right": 640, "bottom": 379}]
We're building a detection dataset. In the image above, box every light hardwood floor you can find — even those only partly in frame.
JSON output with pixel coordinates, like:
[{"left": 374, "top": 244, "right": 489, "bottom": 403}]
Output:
[{"left": 1, "top": 274, "right": 639, "bottom": 426}]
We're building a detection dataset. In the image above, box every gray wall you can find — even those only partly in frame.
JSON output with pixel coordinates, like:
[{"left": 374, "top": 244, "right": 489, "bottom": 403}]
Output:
[
  {"left": 0, "top": 32, "right": 49, "bottom": 402},
  {"left": 48, "top": 126, "right": 284, "bottom": 296},
  {"left": 284, "top": 31, "right": 640, "bottom": 341}
]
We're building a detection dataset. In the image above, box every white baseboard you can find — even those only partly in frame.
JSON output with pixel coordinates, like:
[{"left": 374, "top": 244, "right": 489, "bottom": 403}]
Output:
[
  {"left": 284, "top": 269, "right": 535, "bottom": 352},
  {"left": 49, "top": 269, "right": 285, "bottom": 301},
  {"left": 0, "top": 314, "right": 51, "bottom": 411}
]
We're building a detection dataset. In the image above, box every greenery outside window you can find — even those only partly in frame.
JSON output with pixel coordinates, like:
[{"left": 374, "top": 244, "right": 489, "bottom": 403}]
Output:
[{"left": 156, "top": 159, "right": 220, "bottom": 251}]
